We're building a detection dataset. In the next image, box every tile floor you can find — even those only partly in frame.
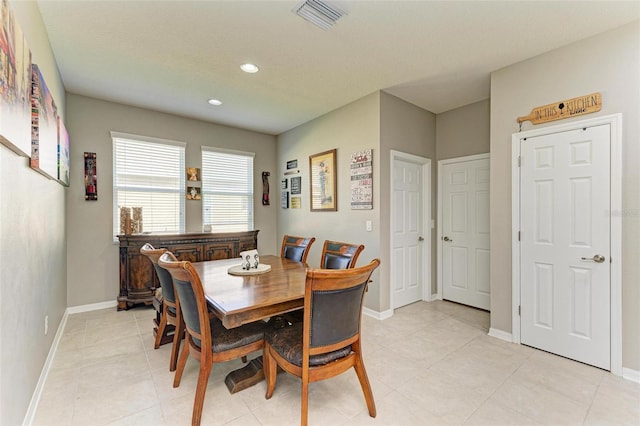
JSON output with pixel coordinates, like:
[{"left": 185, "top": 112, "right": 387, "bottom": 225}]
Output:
[{"left": 32, "top": 301, "right": 639, "bottom": 425}]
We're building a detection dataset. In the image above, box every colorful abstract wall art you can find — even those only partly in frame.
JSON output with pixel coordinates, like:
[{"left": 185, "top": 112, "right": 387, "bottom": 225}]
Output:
[
  {"left": 0, "top": 0, "right": 32, "bottom": 157},
  {"left": 30, "top": 64, "right": 58, "bottom": 180},
  {"left": 57, "top": 116, "right": 70, "bottom": 186}
]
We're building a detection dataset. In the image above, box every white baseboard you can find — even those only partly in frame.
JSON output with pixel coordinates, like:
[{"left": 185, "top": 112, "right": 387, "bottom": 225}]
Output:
[
  {"left": 363, "top": 307, "right": 393, "bottom": 321},
  {"left": 67, "top": 300, "right": 117, "bottom": 314},
  {"left": 23, "top": 310, "right": 69, "bottom": 426},
  {"left": 623, "top": 367, "right": 640, "bottom": 383},
  {"left": 488, "top": 327, "right": 513, "bottom": 343}
]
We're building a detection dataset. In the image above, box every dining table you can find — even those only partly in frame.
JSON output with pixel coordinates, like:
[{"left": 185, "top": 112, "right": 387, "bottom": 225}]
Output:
[{"left": 191, "top": 254, "right": 308, "bottom": 393}]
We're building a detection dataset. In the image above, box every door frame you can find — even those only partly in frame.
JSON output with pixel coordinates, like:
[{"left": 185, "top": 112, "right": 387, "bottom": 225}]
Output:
[
  {"left": 389, "top": 150, "right": 432, "bottom": 309},
  {"left": 511, "top": 113, "right": 622, "bottom": 375},
  {"left": 436, "top": 153, "right": 491, "bottom": 301}
]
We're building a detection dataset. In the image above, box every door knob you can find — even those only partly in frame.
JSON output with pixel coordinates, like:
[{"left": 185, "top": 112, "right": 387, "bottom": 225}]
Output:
[
  {"left": 442, "top": 236, "right": 452, "bottom": 242},
  {"left": 418, "top": 236, "right": 424, "bottom": 241},
  {"left": 581, "top": 254, "right": 605, "bottom": 263}
]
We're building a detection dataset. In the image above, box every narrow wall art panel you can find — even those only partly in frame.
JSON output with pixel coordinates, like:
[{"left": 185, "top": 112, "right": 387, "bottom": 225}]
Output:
[
  {"left": 30, "top": 64, "right": 58, "bottom": 179},
  {"left": 57, "top": 116, "right": 70, "bottom": 186},
  {"left": 0, "top": 0, "right": 33, "bottom": 156}
]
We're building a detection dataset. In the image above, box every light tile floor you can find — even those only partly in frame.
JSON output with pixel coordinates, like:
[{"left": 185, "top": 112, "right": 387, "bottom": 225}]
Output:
[{"left": 33, "top": 301, "right": 639, "bottom": 425}]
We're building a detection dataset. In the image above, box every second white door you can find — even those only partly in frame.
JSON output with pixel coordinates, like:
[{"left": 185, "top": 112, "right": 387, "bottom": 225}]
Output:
[{"left": 441, "top": 156, "right": 490, "bottom": 310}]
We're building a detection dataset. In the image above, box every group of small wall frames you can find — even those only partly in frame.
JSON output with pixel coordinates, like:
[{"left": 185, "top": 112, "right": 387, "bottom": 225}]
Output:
[
  {"left": 0, "top": 1, "right": 70, "bottom": 188},
  {"left": 281, "top": 148, "right": 373, "bottom": 211},
  {"left": 281, "top": 159, "right": 302, "bottom": 209},
  {"left": 186, "top": 167, "right": 201, "bottom": 200}
]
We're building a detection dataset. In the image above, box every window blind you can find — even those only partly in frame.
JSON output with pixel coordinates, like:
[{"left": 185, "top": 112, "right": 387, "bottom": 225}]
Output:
[
  {"left": 112, "top": 133, "right": 185, "bottom": 238},
  {"left": 201, "top": 147, "right": 254, "bottom": 232}
]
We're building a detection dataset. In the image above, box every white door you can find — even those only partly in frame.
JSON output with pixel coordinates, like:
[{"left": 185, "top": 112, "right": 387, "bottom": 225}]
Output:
[
  {"left": 520, "top": 124, "right": 610, "bottom": 370},
  {"left": 441, "top": 157, "right": 490, "bottom": 310},
  {"left": 392, "top": 158, "right": 424, "bottom": 308}
]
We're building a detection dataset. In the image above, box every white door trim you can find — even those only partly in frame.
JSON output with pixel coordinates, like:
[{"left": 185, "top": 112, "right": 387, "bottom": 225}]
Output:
[
  {"left": 436, "top": 153, "right": 490, "bottom": 301},
  {"left": 511, "top": 113, "right": 622, "bottom": 375},
  {"left": 389, "top": 150, "right": 432, "bottom": 310}
]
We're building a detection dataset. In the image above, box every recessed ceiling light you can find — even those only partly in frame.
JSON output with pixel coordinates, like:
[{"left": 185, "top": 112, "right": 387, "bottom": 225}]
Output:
[
  {"left": 208, "top": 99, "right": 222, "bottom": 106},
  {"left": 240, "top": 63, "right": 259, "bottom": 73}
]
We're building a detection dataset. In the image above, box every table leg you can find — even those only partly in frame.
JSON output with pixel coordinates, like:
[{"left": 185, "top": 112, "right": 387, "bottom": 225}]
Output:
[{"left": 224, "top": 356, "right": 265, "bottom": 393}]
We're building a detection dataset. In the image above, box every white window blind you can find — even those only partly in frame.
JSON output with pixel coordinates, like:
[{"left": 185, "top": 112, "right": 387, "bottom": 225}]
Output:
[
  {"left": 112, "top": 132, "right": 185, "bottom": 238},
  {"left": 201, "top": 147, "right": 254, "bottom": 232}
]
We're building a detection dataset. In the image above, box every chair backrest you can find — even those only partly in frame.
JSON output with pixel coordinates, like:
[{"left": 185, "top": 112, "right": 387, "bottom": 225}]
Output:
[
  {"left": 158, "top": 252, "right": 211, "bottom": 350},
  {"left": 304, "top": 259, "right": 380, "bottom": 352},
  {"left": 140, "top": 243, "right": 175, "bottom": 304},
  {"left": 280, "top": 235, "right": 316, "bottom": 263},
  {"left": 320, "top": 240, "right": 365, "bottom": 269}
]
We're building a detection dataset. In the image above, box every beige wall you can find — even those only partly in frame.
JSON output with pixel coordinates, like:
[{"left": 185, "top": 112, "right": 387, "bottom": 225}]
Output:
[
  {"left": 276, "top": 92, "right": 382, "bottom": 308},
  {"left": 66, "top": 94, "right": 278, "bottom": 307},
  {"left": 277, "top": 91, "right": 435, "bottom": 312},
  {"left": 1, "top": 2, "right": 67, "bottom": 424},
  {"left": 380, "top": 92, "right": 436, "bottom": 306},
  {"left": 436, "top": 99, "right": 490, "bottom": 161},
  {"left": 490, "top": 21, "right": 640, "bottom": 370}
]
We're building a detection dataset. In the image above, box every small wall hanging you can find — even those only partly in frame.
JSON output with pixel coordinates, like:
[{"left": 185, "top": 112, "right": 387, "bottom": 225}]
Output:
[
  {"left": 186, "top": 186, "right": 201, "bottom": 200},
  {"left": 84, "top": 152, "right": 97, "bottom": 200},
  {"left": 350, "top": 149, "right": 373, "bottom": 210},
  {"left": 186, "top": 167, "right": 200, "bottom": 182},
  {"left": 262, "top": 171, "right": 270, "bottom": 205}
]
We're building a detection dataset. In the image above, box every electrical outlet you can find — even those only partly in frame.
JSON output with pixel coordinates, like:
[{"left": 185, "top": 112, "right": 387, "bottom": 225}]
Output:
[
  {"left": 44, "top": 315, "right": 49, "bottom": 335},
  {"left": 365, "top": 220, "right": 372, "bottom": 231}
]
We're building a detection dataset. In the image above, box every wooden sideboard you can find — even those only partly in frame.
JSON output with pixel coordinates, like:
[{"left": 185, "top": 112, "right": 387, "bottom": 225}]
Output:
[{"left": 117, "top": 230, "right": 259, "bottom": 310}]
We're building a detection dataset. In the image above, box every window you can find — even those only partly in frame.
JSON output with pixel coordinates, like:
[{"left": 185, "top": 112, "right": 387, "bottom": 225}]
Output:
[
  {"left": 112, "top": 132, "right": 185, "bottom": 238},
  {"left": 201, "top": 147, "right": 254, "bottom": 232}
]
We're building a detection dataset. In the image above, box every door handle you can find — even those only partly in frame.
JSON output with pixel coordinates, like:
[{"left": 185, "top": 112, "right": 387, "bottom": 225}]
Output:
[
  {"left": 442, "top": 236, "right": 452, "bottom": 242},
  {"left": 581, "top": 254, "right": 605, "bottom": 263},
  {"left": 418, "top": 236, "right": 424, "bottom": 242}
]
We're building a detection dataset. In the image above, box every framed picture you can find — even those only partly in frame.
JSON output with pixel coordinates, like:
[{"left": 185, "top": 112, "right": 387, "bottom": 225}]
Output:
[
  {"left": 186, "top": 167, "right": 200, "bottom": 182},
  {"left": 309, "top": 149, "right": 337, "bottom": 211}
]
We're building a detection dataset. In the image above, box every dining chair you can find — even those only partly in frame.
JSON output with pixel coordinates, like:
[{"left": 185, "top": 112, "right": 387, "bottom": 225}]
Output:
[
  {"left": 140, "top": 243, "right": 183, "bottom": 371},
  {"left": 280, "top": 235, "right": 316, "bottom": 263},
  {"left": 158, "top": 252, "right": 268, "bottom": 426},
  {"left": 263, "top": 258, "right": 381, "bottom": 426},
  {"left": 320, "top": 240, "right": 365, "bottom": 269}
]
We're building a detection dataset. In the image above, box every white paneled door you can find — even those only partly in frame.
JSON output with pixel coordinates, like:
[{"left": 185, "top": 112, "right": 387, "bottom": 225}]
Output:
[
  {"left": 441, "top": 157, "right": 490, "bottom": 310},
  {"left": 520, "top": 125, "right": 611, "bottom": 370},
  {"left": 392, "top": 158, "right": 425, "bottom": 308}
]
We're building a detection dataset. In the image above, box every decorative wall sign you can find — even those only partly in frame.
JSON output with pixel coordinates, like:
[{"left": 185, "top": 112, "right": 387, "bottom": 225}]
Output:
[
  {"left": 281, "top": 191, "right": 289, "bottom": 209},
  {"left": 517, "top": 92, "right": 602, "bottom": 126},
  {"left": 350, "top": 149, "right": 373, "bottom": 210},
  {"left": 84, "top": 152, "right": 97, "bottom": 200},
  {"left": 290, "top": 176, "right": 302, "bottom": 195},
  {"left": 0, "top": 0, "right": 32, "bottom": 157},
  {"left": 186, "top": 186, "right": 201, "bottom": 200},
  {"left": 287, "top": 159, "right": 298, "bottom": 170},
  {"left": 57, "top": 117, "right": 70, "bottom": 186},
  {"left": 309, "top": 149, "right": 337, "bottom": 211},
  {"left": 30, "top": 64, "right": 58, "bottom": 180},
  {"left": 281, "top": 178, "right": 288, "bottom": 189},
  {"left": 291, "top": 197, "right": 301, "bottom": 209},
  {"left": 186, "top": 167, "right": 200, "bottom": 182}
]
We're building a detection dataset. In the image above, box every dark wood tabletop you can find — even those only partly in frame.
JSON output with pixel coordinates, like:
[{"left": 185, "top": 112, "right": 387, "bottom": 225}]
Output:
[{"left": 192, "top": 255, "right": 308, "bottom": 329}]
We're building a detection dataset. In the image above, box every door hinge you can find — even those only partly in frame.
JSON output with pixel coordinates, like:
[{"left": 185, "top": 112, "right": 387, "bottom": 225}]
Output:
[
  {"left": 518, "top": 305, "right": 521, "bottom": 316},
  {"left": 518, "top": 156, "right": 521, "bottom": 167},
  {"left": 518, "top": 231, "right": 521, "bottom": 241}
]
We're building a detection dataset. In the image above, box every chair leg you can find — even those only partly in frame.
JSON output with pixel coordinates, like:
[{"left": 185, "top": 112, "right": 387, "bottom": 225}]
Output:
[
  {"left": 301, "top": 378, "right": 309, "bottom": 426},
  {"left": 191, "top": 362, "right": 212, "bottom": 426},
  {"left": 154, "top": 308, "right": 168, "bottom": 349},
  {"left": 169, "top": 317, "right": 183, "bottom": 372},
  {"left": 264, "top": 344, "right": 277, "bottom": 399},
  {"left": 353, "top": 353, "right": 376, "bottom": 418},
  {"left": 241, "top": 356, "right": 247, "bottom": 363},
  {"left": 173, "top": 337, "right": 190, "bottom": 388}
]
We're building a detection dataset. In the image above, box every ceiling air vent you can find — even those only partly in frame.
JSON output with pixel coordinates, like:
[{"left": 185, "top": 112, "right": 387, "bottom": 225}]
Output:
[{"left": 293, "top": 0, "right": 346, "bottom": 30}]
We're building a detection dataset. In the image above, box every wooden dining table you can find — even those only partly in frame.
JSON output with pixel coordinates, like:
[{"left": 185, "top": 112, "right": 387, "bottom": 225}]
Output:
[{"left": 191, "top": 254, "right": 308, "bottom": 392}]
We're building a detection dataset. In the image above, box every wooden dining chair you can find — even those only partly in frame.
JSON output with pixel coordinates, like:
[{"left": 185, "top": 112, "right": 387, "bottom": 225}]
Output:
[
  {"left": 158, "top": 252, "right": 268, "bottom": 426},
  {"left": 140, "top": 243, "right": 183, "bottom": 371},
  {"left": 263, "top": 259, "right": 381, "bottom": 426},
  {"left": 280, "top": 235, "right": 316, "bottom": 263},
  {"left": 320, "top": 240, "right": 365, "bottom": 269}
]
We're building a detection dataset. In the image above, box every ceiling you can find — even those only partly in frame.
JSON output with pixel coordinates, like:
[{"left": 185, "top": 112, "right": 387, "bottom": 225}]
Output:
[{"left": 36, "top": 1, "right": 639, "bottom": 135}]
